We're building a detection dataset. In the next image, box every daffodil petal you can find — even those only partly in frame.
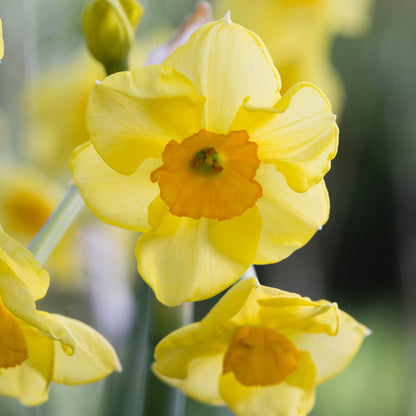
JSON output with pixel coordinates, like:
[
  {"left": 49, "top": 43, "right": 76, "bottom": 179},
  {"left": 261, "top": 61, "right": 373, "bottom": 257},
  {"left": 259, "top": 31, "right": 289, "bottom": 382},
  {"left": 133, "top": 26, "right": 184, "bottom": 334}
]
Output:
[
  {"left": 232, "top": 83, "right": 338, "bottom": 192},
  {"left": 219, "top": 352, "right": 316, "bottom": 416},
  {"left": 0, "top": 226, "right": 49, "bottom": 300},
  {"left": 153, "top": 322, "right": 230, "bottom": 383},
  {"left": 164, "top": 17, "right": 281, "bottom": 133},
  {"left": 258, "top": 294, "right": 340, "bottom": 336},
  {"left": 87, "top": 65, "right": 205, "bottom": 175},
  {"left": 202, "top": 277, "right": 258, "bottom": 327},
  {"left": 290, "top": 310, "right": 369, "bottom": 384},
  {"left": 153, "top": 354, "right": 225, "bottom": 406},
  {"left": 71, "top": 142, "right": 160, "bottom": 232},
  {"left": 50, "top": 314, "right": 121, "bottom": 384},
  {"left": 136, "top": 197, "right": 262, "bottom": 306},
  {"left": 254, "top": 163, "right": 329, "bottom": 264},
  {"left": 0, "top": 323, "right": 54, "bottom": 406},
  {"left": 0, "top": 274, "right": 75, "bottom": 353}
]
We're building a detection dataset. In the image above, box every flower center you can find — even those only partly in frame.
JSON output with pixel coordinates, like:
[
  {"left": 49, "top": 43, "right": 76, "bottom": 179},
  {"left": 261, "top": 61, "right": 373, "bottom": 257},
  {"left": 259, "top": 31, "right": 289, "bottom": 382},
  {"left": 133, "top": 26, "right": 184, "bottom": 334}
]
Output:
[
  {"left": 5, "top": 190, "right": 52, "bottom": 236},
  {"left": 151, "top": 129, "right": 262, "bottom": 220},
  {"left": 0, "top": 297, "right": 28, "bottom": 368},
  {"left": 191, "top": 147, "right": 223, "bottom": 173},
  {"left": 223, "top": 326, "right": 302, "bottom": 386}
]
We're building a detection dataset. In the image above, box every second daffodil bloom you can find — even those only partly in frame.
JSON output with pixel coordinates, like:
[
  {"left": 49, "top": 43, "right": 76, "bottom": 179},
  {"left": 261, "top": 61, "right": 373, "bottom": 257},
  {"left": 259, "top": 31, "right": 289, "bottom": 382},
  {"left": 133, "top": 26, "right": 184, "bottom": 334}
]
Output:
[
  {"left": 71, "top": 15, "right": 338, "bottom": 306},
  {"left": 153, "top": 277, "right": 369, "bottom": 416},
  {"left": 0, "top": 226, "right": 120, "bottom": 406}
]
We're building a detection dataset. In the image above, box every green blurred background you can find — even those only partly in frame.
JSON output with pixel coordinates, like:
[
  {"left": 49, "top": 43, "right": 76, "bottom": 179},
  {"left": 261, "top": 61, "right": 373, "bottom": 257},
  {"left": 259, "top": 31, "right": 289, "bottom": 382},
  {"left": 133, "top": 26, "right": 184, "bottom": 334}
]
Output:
[{"left": 0, "top": 0, "right": 415, "bottom": 415}]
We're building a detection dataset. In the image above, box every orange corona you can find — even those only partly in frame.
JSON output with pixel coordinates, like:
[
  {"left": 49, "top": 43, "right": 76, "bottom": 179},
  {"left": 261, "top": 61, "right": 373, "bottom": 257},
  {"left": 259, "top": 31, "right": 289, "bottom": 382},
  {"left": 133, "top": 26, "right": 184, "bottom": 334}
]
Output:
[
  {"left": 151, "top": 130, "right": 262, "bottom": 220},
  {"left": 223, "top": 325, "right": 302, "bottom": 386}
]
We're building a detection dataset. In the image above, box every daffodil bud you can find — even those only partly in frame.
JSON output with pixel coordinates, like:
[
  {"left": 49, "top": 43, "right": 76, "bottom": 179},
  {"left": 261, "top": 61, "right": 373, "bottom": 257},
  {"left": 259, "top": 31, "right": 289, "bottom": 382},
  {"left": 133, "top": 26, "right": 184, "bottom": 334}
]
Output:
[{"left": 82, "top": 0, "right": 143, "bottom": 72}]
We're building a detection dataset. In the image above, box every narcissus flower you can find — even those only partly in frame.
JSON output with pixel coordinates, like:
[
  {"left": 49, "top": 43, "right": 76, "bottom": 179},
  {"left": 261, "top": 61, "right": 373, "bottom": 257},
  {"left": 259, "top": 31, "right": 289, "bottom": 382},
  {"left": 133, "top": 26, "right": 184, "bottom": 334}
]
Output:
[
  {"left": 71, "top": 15, "right": 338, "bottom": 306},
  {"left": 153, "top": 277, "right": 369, "bottom": 416},
  {"left": 0, "top": 226, "right": 120, "bottom": 406}
]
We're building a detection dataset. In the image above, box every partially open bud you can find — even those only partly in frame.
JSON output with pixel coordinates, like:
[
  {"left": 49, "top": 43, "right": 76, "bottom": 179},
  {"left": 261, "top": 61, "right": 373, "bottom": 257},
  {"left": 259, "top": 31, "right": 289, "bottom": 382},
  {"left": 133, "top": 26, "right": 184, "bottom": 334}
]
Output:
[{"left": 82, "top": 0, "right": 143, "bottom": 71}]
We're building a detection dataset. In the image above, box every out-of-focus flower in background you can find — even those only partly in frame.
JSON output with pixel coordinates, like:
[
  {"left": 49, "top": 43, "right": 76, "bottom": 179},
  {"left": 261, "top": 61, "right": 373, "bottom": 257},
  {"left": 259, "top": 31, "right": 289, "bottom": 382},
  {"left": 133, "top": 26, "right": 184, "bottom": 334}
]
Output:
[
  {"left": 0, "top": 225, "right": 120, "bottom": 406},
  {"left": 214, "top": 0, "right": 374, "bottom": 114},
  {"left": 0, "top": 160, "right": 82, "bottom": 287},
  {"left": 21, "top": 52, "right": 105, "bottom": 177},
  {"left": 71, "top": 16, "right": 338, "bottom": 306},
  {"left": 153, "top": 277, "right": 368, "bottom": 416},
  {"left": 20, "top": 38, "right": 163, "bottom": 178}
]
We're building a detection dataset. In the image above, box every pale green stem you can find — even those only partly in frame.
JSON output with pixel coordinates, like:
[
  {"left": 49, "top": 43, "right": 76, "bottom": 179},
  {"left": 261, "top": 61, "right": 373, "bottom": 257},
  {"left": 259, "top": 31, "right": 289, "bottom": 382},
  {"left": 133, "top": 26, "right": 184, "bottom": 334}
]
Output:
[
  {"left": 28, "top": 185, "right": 85, "bottom": 265},
  {"left": 142, "top": 296, "right": 193, "bottom": 416}
]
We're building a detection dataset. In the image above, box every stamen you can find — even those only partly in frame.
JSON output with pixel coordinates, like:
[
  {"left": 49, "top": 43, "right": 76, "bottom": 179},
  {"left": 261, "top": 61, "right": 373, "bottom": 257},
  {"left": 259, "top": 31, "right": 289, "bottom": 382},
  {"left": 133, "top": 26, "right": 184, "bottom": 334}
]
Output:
[{"left": 191, "top": 147, "right": 224, "bottom": 173}]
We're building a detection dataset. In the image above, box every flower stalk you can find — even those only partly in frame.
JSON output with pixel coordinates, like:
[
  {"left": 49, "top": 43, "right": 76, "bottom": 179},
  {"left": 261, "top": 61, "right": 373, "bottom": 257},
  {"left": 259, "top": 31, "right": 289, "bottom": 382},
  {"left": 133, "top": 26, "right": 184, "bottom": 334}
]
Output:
[{"left": 28, "top": 185, "right": 84, "bottom": 265}]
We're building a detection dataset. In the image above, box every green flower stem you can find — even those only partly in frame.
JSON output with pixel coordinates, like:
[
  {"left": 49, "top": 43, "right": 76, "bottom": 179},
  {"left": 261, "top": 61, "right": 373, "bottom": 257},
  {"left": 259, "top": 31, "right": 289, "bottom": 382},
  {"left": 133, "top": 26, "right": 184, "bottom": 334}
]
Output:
[
  {"left": 104, "top": 56, "right": 128, "bottom": 76},
  {"left": 28, "top": 185, "right": 85, "bottom": 265},
  {"left": 142, "top": 294, "right": 194, "bottom": 416}
]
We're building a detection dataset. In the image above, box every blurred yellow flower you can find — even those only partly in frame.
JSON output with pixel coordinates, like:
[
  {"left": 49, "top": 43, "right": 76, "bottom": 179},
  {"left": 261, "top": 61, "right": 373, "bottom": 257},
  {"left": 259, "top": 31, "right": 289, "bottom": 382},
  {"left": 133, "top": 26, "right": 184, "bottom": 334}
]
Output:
[
  {"left": 21, "top": 51, "right": 106, "bottom": 176},
  {"left": 215, "top": 0, "right": 374, "bottom": 113},
  {"left": 71, "top": 16, "right": 338, "bottom": 306},
  {"left": 0, "top": 18, "right": 3, "bottom": 60},
  {"left": 0, "top": 161, "right": 81, "bottom": 286},
  {"left": 22, "top": 39, "right": 164, "bottom": 176},
  {"left": 0, "top": 225, "right": 120, "bottom": 406},
  {"left": 153, "top": 277, "right": 368, "bottom": 416}
]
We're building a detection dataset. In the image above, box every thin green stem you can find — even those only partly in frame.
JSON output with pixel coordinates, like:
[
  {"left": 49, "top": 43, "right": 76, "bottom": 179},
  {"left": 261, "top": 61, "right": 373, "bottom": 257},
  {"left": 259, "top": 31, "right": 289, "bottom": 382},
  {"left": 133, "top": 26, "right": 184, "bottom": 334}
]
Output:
[
  {"left": 28, "top": 185, "right": 85, "bottom": 265},
  {"left": 142, "top": 295, "right": 193, "bottom": 416}
]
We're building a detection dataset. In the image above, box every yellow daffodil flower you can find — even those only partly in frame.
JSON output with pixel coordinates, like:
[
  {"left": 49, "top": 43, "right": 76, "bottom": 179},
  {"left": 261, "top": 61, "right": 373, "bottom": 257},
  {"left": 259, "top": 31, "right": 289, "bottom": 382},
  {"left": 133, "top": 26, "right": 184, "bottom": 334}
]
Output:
[
  {"left": 215, "top": 0, "right": 373, "bottom": 113},
  {"left": 0, "top": 161, "right": 81, "bottom": 286},
  {"left": 0, "top": 18, "right": 4, "bottom": 60},
  {"left": 0, "top": 225, "right": 121, "bottom": 406},
  {"left": 153, "top": 277, "right": 369, "bottom": 416},
  {"left": 71, "top": 15, "right": 338, "bottom": 306}
]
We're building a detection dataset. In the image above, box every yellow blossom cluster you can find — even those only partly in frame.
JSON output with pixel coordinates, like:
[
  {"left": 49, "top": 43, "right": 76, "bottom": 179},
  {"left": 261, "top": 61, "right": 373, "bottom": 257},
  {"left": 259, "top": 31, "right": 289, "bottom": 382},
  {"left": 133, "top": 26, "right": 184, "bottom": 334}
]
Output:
[{"left": 0, "top": 3, "right": 370, "bottom": 414}]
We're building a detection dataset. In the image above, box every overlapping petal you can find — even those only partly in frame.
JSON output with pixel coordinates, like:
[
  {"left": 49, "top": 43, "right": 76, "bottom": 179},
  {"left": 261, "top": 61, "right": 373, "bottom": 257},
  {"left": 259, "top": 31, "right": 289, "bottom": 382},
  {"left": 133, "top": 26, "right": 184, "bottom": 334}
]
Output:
[
  {"left": 87, "top": 64, "right": 205, "bottom": 175},
  {"left": 137, "top": 197, "right": 262, "bottom": 306},
  {"left": 232, "top": 83, "right": 338, "bottom": 192},
  {"left": 0, "top": 323, "right": 54, "bottom": 406},
  {"left": 71, "top": 142, "right": 160, "bottom": 232},
  {"left": 290, "top": 310, "right": 368, "bottom": 384},
  {"left": 0, "top": 225, "right": 49, "bottom": 300},
  {"left": 50, "top": 314, "right": 121, "bottom": 384},
  {"left": 253, "top": 164, "right": 329, "bottom": 264},
  {"left": 154, "top": 354, "right": 226, "bottom": 405},
  {"left": 165, "top": 15, "right": 281, "bottom": 133}
]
